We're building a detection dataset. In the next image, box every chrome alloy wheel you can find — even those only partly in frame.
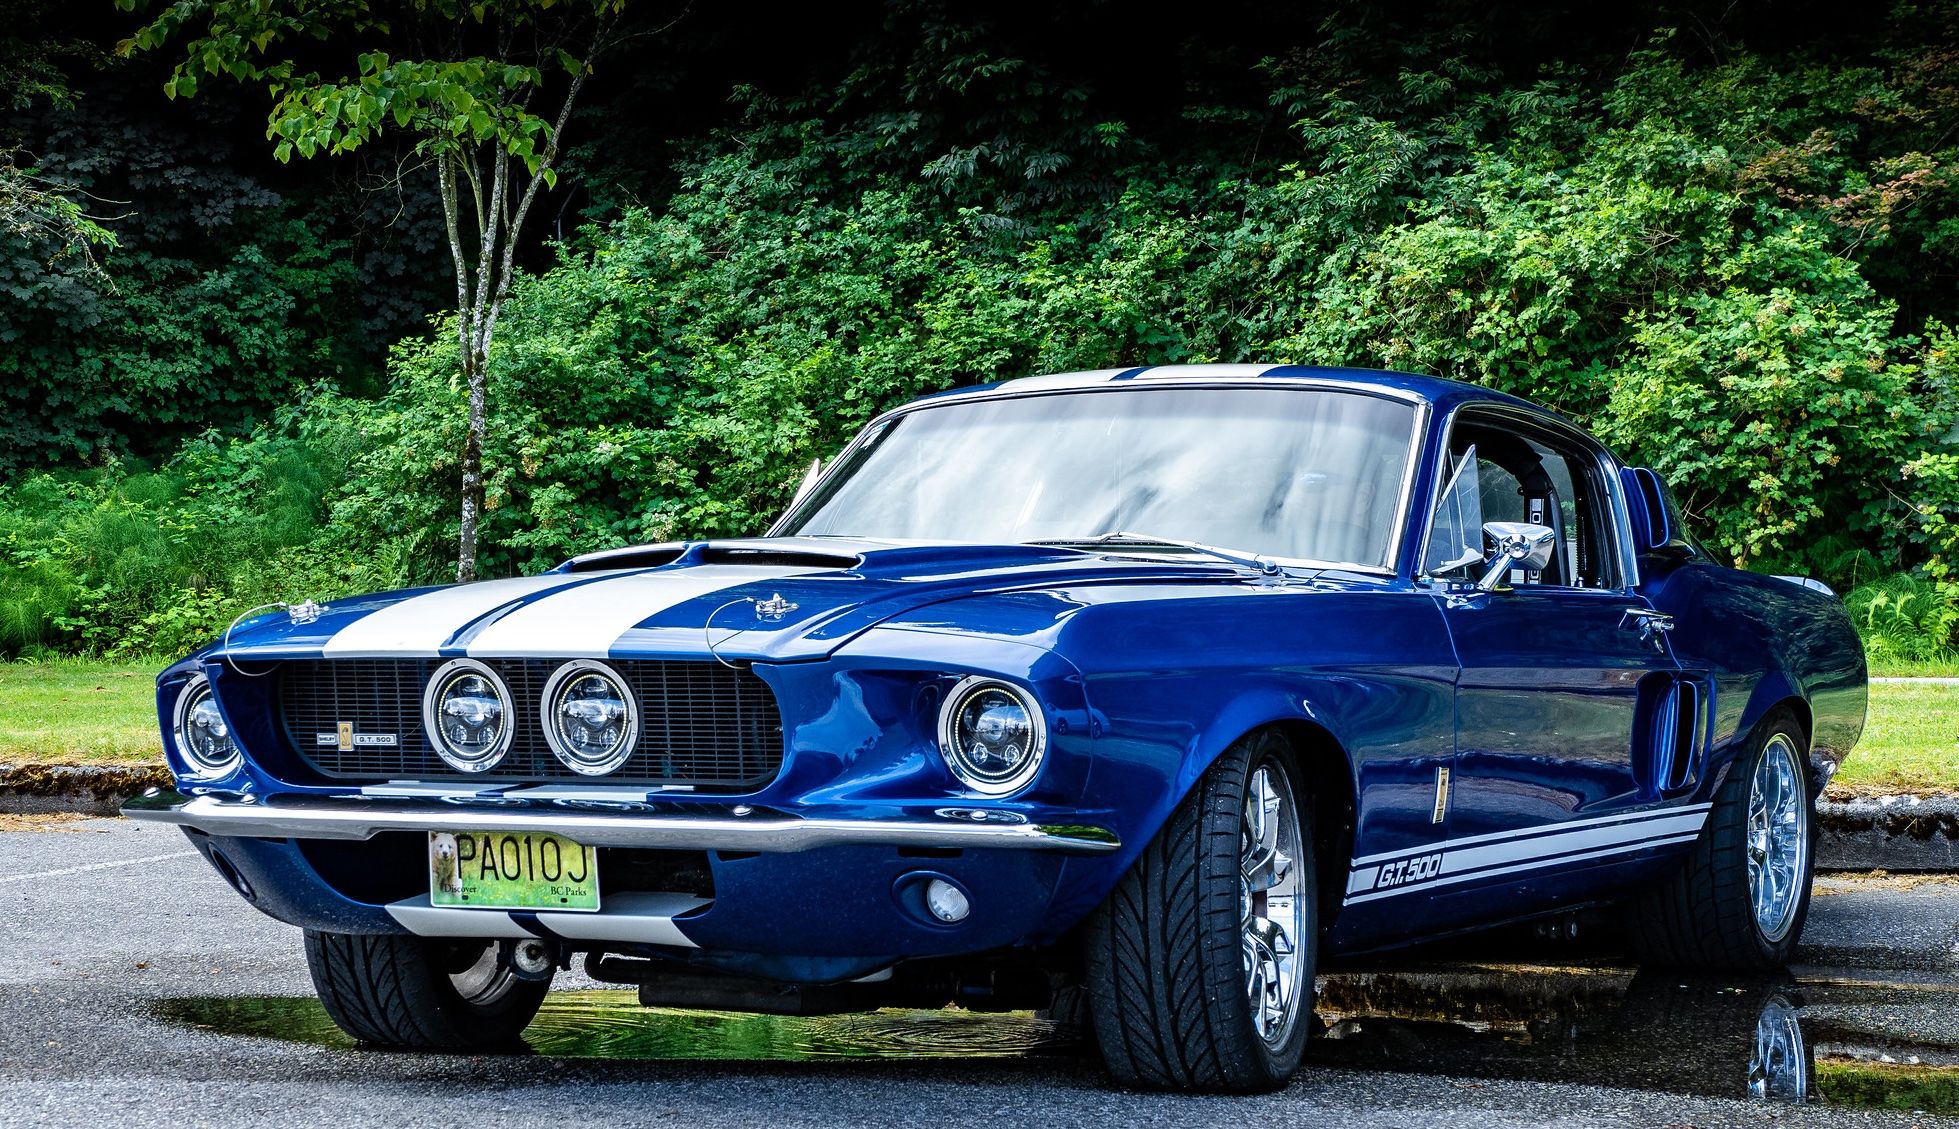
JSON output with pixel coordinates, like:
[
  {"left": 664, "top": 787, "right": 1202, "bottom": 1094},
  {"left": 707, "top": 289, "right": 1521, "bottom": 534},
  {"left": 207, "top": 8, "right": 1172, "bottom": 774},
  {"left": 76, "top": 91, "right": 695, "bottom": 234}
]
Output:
[
  {"left": 1747, "top": 734, "right": 1810, "bottom": 943},
  {"left": 1240, "top": 762, "right": 1307, "bottom": 1046},
  {"left": 442, "top": 940, "right": 524, "bottom": 1006},
  {"left": 1747, "top": 994, "right": 1811, "bottom": 1103}
]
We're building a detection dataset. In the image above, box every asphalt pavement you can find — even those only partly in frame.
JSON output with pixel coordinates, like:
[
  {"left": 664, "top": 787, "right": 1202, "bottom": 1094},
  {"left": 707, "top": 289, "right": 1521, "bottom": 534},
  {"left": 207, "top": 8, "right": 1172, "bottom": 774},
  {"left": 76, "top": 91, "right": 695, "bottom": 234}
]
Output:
[{"left": 2, "top": 817, "right": 1956, "bottom": 1128}]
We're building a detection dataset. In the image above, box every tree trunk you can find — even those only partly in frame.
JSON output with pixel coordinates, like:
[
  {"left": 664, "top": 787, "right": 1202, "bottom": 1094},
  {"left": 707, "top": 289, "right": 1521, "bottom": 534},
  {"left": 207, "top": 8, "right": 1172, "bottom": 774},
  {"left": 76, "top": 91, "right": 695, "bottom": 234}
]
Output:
[
  {"left": 456, "top": 344, "right": 488, "bottom": 583},
  {"left": 440, "top": 25, "right": 602, "bottom": 584}
]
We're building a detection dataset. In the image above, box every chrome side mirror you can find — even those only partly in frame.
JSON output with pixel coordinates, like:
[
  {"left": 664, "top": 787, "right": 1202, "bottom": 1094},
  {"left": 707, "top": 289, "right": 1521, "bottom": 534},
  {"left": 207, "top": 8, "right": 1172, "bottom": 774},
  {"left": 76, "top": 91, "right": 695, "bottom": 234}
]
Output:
[
  {"left": 788, "top": 458, "right": 824, "bottom": 508},
  {"left": 1477, "top": 521, "right": 1557, "bottom": 592}
]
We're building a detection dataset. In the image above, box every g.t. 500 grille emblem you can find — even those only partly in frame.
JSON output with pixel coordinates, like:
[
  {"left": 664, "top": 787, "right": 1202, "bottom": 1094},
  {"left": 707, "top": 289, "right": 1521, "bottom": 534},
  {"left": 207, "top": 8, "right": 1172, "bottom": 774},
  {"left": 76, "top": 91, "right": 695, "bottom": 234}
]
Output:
[{"left": 317, "top": 722, "right": 398, "bottom": 751}]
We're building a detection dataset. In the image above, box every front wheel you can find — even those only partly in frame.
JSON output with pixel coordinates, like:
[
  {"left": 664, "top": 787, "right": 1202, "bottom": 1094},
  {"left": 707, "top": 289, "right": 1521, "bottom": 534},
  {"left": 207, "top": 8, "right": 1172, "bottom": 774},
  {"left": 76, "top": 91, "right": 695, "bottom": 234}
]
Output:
[
  {"left": 304, "top": 931, "right": 552, "bottom": 1050},
  {"left": 1630, "top": 709, "right": 1816, "bottom": 969},
  {"left": 1084, "top": 729, "right": 1318, "bottom": 1092}
]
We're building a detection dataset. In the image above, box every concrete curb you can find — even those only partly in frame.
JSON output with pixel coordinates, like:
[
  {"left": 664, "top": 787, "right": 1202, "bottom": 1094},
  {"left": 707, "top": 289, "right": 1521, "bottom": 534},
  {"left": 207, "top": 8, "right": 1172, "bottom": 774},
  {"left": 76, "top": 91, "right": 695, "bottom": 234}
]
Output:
[
  {"left": 0, "top": 763, "right": 173, "bottom": 817},
  {"left": 2, "top": 764, "right": 1955, "bottom": 871},
  {"left": 1817, "top": 793, "right": 1959, "bottom": 872}
]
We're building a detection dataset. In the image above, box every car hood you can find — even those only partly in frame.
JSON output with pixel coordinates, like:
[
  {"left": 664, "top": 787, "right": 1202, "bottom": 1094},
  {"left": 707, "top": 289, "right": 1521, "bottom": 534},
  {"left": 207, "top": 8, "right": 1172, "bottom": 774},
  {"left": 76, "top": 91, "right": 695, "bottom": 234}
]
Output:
[{"left": 210, "top": 538, "right": 1265, "bottom": 664}]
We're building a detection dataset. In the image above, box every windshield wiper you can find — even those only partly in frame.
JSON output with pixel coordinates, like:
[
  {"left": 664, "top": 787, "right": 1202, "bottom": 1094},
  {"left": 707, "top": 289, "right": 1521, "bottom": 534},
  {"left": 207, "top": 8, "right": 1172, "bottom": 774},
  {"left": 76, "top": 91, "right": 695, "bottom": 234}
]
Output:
[{"left": 1028, "top": 531, "right": 1286, "bottom": 577}]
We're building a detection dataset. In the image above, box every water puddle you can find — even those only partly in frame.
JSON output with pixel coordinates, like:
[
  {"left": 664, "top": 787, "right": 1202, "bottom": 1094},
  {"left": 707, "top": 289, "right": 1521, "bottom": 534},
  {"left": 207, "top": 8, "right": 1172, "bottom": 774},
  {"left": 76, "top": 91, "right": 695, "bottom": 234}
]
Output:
[
  {"left": 156, "top": 991, "right": 1083, "bottom": 1060},
  {"left": 1309, "top": 963, "right": 1959, "bottom": 1115},
  {"left": 155, "top": 965, "right": 1959, "bottom": 1114}
]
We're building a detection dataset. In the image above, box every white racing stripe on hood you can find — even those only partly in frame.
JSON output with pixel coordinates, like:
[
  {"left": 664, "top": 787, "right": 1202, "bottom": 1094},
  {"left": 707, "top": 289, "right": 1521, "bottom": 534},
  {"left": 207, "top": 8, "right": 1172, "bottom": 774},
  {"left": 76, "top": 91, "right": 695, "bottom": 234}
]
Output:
[
  {"left": 464, "top": 564, "right": 819, "bottom": 658},
  {"left": 321, "top": 574, "right": 593, "bottom": 657}
]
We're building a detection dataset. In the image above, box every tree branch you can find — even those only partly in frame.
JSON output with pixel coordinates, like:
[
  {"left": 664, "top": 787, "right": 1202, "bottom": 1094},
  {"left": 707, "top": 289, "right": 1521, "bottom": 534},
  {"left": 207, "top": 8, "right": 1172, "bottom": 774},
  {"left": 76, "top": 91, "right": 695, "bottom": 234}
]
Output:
[
  {"left": 435, "top": 153, "right": 470, "bottom": 328},
  {"left": 487, "top": 11, "right": 609, "bottom": 318}
]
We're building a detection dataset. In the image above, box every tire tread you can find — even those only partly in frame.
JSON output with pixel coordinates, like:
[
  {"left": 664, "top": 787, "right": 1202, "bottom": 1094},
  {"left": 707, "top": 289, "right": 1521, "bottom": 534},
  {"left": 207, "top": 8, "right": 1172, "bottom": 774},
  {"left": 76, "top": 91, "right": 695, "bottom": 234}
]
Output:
[
  {"left": 304, "top": 931, "right": 548, "bottom": 1050},
  {"left": 1085, "top": 730, "right": 1316, "bottom": 1092},
  {"left": 1630, "top": 709, "right": 1812, "bottom": 970}
]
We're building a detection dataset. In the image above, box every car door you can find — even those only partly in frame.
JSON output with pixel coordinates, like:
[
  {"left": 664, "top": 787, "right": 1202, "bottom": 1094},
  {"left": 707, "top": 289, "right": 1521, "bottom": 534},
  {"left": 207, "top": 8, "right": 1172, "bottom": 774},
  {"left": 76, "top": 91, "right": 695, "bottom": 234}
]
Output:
[{"left": 1422, "top": 407, "right": 1697, "bottom": 916}]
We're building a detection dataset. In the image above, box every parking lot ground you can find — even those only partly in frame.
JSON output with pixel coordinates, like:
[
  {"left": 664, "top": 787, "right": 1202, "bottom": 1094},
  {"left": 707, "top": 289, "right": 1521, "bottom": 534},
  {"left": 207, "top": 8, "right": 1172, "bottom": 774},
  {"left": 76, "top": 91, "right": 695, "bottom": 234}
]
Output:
[{"left": 2, "top": 818, "right": 1955, "bottom": 1128}]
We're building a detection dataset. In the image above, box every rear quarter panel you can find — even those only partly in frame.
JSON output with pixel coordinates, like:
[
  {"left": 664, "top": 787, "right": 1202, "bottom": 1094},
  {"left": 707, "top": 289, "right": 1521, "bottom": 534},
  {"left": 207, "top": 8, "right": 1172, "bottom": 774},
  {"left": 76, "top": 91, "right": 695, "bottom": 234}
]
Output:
[{"left": 1640, "top": 561, "right": 1867, "bottom": 787}]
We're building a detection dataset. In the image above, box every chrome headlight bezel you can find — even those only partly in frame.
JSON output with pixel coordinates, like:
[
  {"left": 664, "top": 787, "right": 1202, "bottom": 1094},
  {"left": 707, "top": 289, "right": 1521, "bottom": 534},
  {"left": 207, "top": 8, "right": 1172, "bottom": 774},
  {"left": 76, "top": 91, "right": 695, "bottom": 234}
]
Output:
[
  {"left": 935, "top": 675, "right": 1047, "bottom": 796},
  {"left": 421, "top": 658, "right": 515, "bottom": 774},
  {"left": 541, "top": 659, "right": 639, "bottom": 777},
  {"left": 170, "top": 672, "right": 242, "bottom": 778}
]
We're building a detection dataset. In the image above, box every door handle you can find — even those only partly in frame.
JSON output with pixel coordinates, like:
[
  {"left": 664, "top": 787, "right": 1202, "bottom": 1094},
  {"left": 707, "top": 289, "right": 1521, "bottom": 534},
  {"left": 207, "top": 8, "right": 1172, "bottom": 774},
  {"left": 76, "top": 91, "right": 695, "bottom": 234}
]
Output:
[{"left": 1621, "top": 607, "right": 1675, "bottom": 644}]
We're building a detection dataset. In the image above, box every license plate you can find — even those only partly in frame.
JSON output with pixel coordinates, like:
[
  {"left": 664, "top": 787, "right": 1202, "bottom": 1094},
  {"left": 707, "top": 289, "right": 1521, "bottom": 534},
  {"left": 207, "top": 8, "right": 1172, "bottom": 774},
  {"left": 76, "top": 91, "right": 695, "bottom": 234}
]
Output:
[{"left": 428, "top": 831, "right": 599, "bottom": 912}]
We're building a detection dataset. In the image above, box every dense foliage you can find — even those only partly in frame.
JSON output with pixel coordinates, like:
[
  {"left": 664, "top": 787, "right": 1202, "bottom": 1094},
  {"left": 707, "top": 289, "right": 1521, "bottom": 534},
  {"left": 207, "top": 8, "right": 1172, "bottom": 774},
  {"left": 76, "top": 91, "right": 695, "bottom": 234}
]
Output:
[{"left": 2, "top": 0, "right": 1957, "bottom": 663}]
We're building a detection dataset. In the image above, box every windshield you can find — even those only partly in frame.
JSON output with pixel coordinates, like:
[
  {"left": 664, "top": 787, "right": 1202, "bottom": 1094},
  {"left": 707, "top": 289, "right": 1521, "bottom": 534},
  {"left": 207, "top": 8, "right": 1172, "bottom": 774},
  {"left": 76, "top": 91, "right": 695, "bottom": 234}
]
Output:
[{"left": 781, "top": 387, "right": 1419, "bottom": 568}]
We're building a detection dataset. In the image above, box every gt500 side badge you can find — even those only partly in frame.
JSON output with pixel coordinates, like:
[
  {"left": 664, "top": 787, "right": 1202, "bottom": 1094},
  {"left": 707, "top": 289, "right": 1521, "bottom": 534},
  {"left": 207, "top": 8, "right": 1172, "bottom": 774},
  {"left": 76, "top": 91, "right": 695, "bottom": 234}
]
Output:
[
  {"left": 1371, "top": 851, "right": 1444, "bottom": 891},
  {"left": 317, "top": 726, "right": 398, "bottom": 750}
]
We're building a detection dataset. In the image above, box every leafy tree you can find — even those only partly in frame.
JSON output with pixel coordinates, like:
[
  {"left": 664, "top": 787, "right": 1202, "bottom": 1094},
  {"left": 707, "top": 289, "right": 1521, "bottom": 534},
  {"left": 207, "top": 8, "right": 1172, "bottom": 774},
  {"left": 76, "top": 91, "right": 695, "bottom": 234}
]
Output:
[
  {"left": 0, "top": 2, "right": 116, "bottom": 274},
  {"left": 119, "top": 0, "right": 636, "bottom": 580},
  {"left": 0, "top": 155, "right": 117, "bottom": 274},
  {"left": 0, "top": 83, "right": 364, "bottom": 469}
]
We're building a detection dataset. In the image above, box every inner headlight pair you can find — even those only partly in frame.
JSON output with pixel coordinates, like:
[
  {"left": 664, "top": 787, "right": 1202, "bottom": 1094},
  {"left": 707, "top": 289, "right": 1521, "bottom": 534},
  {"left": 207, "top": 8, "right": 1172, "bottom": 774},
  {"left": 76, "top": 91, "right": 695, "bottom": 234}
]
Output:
[
  {"left": 937, "top": 676, "right": 1048, "bottom": 796},
  {"left": 423, "top": 658, "right": 635, "bottom": 776}
]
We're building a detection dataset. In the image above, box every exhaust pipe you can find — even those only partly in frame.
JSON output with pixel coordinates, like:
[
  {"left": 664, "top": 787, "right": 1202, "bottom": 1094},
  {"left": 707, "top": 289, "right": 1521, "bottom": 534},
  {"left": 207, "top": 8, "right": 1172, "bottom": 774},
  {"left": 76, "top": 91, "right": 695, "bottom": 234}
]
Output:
[{"left": 506, "top": 937, "right": 557, "bottom": 981}]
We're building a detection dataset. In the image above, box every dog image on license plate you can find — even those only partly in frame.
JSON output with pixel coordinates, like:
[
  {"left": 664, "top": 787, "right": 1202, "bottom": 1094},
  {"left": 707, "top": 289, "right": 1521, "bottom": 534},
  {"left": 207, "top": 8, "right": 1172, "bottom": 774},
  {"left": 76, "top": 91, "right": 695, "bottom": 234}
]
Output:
[{"left": 428, "top": 830, "right": 600, "bottom": 912}]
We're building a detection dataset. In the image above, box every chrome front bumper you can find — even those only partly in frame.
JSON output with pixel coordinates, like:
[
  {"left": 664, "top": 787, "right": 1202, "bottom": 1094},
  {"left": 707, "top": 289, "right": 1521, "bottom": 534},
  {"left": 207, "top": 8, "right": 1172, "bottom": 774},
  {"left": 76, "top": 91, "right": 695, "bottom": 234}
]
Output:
[{"left": 122, "top": 789, "right": 1122, "bottom": 854}]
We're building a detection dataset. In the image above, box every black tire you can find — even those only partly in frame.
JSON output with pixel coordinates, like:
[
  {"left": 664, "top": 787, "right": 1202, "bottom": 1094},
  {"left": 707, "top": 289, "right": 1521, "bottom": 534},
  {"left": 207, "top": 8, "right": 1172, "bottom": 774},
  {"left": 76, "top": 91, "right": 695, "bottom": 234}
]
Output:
[
  {"left": 1630, "top": 709, "right": 1816, "bottom": 969},
  {"left": 1084, "top": 728, "right": 1319, "bottom": 1093},
  {"left": 1037, "top": 981, "right": 1092, "bottom": 1027},
  {"left": 304, "top": 931, "right": 552, "bottom": 1050}
]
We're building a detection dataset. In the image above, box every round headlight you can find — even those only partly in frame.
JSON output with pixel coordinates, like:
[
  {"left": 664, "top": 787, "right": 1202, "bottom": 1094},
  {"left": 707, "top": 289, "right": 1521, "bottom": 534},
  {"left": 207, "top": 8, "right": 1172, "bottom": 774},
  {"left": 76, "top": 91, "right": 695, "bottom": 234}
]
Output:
[
  {"left": 936, "top": 677, "right": 1047, "bottom": 795},
  {"left": 542, "top": 660, "right": 637, "bottom": 776},
  {"left": 171, "top": 673, "right": 241, "bottom": 777},
  {"left": 422, "top": 659, "right": 513, "bottom": 773}
]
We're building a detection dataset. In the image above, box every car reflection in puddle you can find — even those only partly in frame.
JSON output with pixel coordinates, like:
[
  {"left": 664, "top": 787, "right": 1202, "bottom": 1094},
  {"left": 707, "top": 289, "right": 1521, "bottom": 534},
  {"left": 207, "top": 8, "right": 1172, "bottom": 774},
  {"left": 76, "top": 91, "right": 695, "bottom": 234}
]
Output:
[
  {"left": 1311, "top": 964, "right": 1959, "bottom": 1114},
  {"left": 156, "top": 991, "right": 1085, "bottom": 1061},
  {"left": 156, "top": 964, "right": 1959, "bottom": 1114}
]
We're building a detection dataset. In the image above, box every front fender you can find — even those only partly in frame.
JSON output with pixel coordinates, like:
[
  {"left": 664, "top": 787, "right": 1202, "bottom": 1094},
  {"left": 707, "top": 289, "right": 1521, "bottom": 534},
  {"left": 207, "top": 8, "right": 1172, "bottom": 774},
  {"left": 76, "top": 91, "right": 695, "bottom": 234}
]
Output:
[{"left": 906, "top": 582, "right": 1462, "bottom": 941}]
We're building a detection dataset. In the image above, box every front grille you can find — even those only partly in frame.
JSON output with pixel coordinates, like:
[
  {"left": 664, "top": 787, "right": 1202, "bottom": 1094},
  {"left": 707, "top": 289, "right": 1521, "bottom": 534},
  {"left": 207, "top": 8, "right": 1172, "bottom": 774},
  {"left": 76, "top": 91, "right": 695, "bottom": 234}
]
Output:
[{"left": 276, "top": 658, "right": 784, "bottom": 790}]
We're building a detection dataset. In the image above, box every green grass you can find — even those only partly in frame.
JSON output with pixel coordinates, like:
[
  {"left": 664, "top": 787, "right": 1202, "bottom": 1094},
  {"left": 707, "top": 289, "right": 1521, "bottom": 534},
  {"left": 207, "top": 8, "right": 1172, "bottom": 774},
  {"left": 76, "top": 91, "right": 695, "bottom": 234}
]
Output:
[
  {"left": 0, "top": 660, "right": 1952, "bottom": 793},
  {"left": 1869, "top": 658, "right": 1959, "bottom": 678},
  {"left": 1833, "top": 680, "right": 1959, "bottom": 795},
  {"left": 0, "top": 657, "right": 165, "bottom": 765}
]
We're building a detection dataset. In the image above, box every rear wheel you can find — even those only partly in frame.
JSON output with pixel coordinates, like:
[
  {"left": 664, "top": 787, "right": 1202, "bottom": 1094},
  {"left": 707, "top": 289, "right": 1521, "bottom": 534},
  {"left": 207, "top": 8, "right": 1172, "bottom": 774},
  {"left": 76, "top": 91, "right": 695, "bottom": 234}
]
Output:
[
  {"left": 1630, "top": 710, "right": 1815, "bottom": 969},
  {"left": 1084, "top": 729, "right": 1318, "bottom": 1092},
  {"left": 304, "top": 931, "right": 552, "bottom": 1050}
]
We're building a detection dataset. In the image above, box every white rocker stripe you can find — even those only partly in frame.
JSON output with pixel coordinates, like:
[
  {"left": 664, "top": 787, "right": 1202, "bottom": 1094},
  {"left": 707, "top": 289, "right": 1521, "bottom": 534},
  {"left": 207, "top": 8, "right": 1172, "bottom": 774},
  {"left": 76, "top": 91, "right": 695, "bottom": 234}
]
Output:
[
  {"left": 1348, "top": 802, "right": 1711, "bottom": 867},
  {"left": 321, "top": 573, "right": 595, "bottom": 658},
  {"left": 1344, "top": 833, "right": 1702, "bottom": 905},
  {"left": 1344, "top": 804, "right": 1713, "bottom": 900},
  {"left": 385, "top": 891, "right": 707, "bottom": 948},
  {"left": 1438, "top": 809, "right": 1710, "bottom": 877},
  {"left": 462, "top": 563, "right": 819, "bottom": 658}
]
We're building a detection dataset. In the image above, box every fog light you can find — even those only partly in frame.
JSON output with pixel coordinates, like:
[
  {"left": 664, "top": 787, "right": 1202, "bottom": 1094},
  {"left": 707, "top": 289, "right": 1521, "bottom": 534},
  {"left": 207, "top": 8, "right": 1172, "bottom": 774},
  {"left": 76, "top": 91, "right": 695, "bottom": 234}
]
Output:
[{"left": 925, "top": 878, "right": 971, "bottom": 923}]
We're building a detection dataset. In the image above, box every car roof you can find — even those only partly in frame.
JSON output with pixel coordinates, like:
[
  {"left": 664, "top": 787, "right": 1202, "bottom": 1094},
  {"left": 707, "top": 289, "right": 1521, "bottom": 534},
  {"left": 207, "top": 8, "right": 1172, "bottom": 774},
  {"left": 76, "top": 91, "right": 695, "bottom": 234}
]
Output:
[{"left": 906, "top": 364, "right": 1545, "bottom": 416}]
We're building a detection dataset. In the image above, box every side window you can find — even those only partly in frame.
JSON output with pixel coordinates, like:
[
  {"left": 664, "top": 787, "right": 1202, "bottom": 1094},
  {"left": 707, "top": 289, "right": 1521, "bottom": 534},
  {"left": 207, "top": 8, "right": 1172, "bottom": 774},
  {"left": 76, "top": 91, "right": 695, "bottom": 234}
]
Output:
[
  {"left": 1424, "top": 415, "right": 1619, "bottom": 589},
  {"left": 1422, "top": 443, "right": 1484, "bottom": 575}
]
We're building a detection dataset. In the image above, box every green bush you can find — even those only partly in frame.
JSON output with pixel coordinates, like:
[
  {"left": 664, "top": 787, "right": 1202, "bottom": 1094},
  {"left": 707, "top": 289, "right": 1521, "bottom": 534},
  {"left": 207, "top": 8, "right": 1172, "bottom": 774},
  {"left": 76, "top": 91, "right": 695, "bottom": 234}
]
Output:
[
  {"left": 5, "top": 14, "right": 1959, "bottom": 659},
  {"left": 1847, "top": 575, "right": 1959, "bottom": 667},
  {"left": 0, "top": 416, "right": 387, "bottom": 656},
  {"left": 309, "top": 36, "right": 1958, "bottom": 590}
]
